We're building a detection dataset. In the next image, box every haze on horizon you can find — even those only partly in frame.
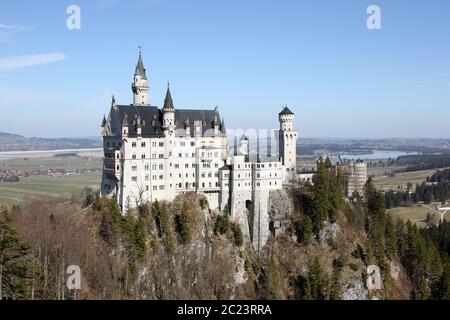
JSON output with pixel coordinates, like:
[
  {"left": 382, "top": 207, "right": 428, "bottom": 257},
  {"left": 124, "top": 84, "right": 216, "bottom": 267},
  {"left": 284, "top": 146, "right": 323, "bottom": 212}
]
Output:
[{"left": 0, "top": 0, "right": 449, "bottom": 139}]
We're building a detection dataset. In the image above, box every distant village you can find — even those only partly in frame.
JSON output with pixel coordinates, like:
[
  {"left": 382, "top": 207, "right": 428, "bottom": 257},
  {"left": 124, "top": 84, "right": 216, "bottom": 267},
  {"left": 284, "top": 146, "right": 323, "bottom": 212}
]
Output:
[{"left": 0, "top": 157, "right": 101, "bottom": 183}]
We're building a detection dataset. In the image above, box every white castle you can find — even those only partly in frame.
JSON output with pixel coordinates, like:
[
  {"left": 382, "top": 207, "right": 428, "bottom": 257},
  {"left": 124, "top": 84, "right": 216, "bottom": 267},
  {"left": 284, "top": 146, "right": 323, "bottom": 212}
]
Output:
[{"left": 101, "top": 52, "right": 298, "bottom": 250}]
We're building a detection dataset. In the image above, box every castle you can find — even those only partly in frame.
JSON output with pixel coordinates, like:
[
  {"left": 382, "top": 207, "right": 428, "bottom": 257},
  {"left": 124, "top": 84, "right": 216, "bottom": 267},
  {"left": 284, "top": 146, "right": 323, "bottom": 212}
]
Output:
[{"left": 100, "top": 52, "right": 298, "bottom": 250}]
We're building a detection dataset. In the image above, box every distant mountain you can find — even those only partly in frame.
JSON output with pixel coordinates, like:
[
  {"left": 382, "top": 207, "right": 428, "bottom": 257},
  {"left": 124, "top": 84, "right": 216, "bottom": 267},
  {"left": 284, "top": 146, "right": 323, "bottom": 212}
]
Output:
[{"left": 0, "top": 131, "right": 102, "bottom": 152}]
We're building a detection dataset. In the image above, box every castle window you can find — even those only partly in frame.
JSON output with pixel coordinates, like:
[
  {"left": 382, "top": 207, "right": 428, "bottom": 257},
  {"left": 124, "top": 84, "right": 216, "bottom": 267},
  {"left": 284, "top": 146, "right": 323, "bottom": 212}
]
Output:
[
  {"left": 141, "top": 154, "right": 146, "bottom": 159},
  {"left": 146, "top": 186, "right": 149, "bottom": 191},
  {"left": 131, "top": 176, "right": 137, "bottom": 182},
  {"left": 159, "top": 164, "right": 164, "bottom": 170},
  {"left": 132, "top": 154, "right": 136, "bottom": 159},
  {"left": 145, "top": 175, "right": 149, "bottom": 181},
  {"left": 159, "top": 175, "right": 163, "bottom": 180},
  {"left": 141, "top": 142, "right": 146, "bottom": 147},
  {"left": 159, "top": 142, "right": 164, "bottom": 147},
  {"left": 132, "top": 142, "right": 136, "bottom": 147}
]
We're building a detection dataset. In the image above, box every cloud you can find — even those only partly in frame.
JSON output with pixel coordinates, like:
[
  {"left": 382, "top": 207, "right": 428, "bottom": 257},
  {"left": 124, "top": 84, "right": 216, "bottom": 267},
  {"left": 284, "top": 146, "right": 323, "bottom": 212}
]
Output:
[
  {"left": 0, "top": 53, "right": 66, "bottom": 71},
  {"left": 0, "top": 24, "right": 33, "bottom": 44}
]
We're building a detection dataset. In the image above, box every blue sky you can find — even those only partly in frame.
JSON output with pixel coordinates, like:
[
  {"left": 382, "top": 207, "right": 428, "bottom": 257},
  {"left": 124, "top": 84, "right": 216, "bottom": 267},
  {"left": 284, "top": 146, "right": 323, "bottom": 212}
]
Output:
[{"left": 0, "top": 0, "right": 449, "bottom": 138}]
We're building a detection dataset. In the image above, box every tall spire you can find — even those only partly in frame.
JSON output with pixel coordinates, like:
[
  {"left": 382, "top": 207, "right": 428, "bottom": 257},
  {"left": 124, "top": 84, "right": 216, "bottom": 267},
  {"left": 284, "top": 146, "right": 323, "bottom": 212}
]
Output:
[
  {"left": 163, "top": 83, "right": 174, "bottom": 110},
  {"left": 135, "top": 48, "right": 147, "bottom": 80}
]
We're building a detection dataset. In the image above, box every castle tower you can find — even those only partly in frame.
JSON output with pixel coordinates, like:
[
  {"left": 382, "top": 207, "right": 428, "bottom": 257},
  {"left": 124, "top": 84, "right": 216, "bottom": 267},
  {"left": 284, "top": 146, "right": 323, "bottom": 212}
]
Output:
[
  {"left": 162, "top": 84, "right": 176, "bottom": 134},
  {"left": 278, "top": 106, "right": 298, "bottom": 182},
  {"left": 131, "top": 49, "right": 149, "bottom": 105}
]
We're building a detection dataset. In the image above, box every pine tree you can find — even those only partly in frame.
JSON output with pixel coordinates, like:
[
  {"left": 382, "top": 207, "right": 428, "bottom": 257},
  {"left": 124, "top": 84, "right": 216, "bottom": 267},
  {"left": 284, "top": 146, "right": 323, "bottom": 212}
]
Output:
[
  {"left": 307, "top": 257, "right": 329, "bottom": 300},
  {"left": 298, "top": 215, "right": 313, "bottom": 243},
  {"left": 312, "top": 161, "right": 330, "bottom": 232},
  {"left": 261, "top": 255, "right": 282, "bottom": 300},
  {"left": 0, "top": 208, "right": 34, "bottom": 300}
]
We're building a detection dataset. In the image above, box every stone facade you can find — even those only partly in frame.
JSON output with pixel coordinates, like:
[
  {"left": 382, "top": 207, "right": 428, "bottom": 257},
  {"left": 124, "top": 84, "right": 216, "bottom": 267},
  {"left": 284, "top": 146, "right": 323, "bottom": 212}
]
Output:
[{"left": 346, "top": 160, "right": 367, "bottom": 198}]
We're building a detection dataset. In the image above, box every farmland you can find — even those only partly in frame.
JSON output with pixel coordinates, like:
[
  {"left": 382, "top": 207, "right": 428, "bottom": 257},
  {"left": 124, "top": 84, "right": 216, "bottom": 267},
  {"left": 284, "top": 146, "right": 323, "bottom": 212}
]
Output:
[{"left": 0, "top": 155, "right": 102, "bottom": 206}]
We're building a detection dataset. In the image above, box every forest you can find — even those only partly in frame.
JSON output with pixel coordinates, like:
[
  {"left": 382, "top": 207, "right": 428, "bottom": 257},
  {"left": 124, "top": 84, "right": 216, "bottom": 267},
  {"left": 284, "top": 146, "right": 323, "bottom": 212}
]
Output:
[
  {"left": 1, "top": 162, "right": 450, "bottom": 300},
  {"left": 384, "top": 169, "right": 450, "bottom": 209}
]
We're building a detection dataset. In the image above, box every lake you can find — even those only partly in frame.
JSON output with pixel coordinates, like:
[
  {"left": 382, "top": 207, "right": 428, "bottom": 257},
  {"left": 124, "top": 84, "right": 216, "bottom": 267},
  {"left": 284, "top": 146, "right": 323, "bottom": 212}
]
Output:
[{"left": 340, "top": 150, "right": 420, "bottom": 161}]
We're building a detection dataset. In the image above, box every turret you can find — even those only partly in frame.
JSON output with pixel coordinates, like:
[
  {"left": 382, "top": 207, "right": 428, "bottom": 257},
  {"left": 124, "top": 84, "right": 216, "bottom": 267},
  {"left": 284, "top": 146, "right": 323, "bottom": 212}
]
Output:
[
  {"left": 213, "top": 106, "right": 220, "bottom": 135},
  {"left": 279, "top": 106, "right": 295, "bottom": 131},
  {"left": 278, "top": 106, "right": 298, "bottom": 180},
  {"left": 131, "top": 49, "right": 149, "bottom": 106},
  {"left": 162, "top": 83, "right": 175, "bottom": 133},
  {"left": 122, "top": 115, "right": 129, "bottom": 137}
]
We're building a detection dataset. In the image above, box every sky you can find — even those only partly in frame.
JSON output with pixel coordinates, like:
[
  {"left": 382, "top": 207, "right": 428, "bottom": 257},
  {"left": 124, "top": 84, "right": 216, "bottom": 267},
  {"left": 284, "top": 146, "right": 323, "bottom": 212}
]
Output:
[{"left": 0, "top": 0, "right": 449, "bottom": 139}]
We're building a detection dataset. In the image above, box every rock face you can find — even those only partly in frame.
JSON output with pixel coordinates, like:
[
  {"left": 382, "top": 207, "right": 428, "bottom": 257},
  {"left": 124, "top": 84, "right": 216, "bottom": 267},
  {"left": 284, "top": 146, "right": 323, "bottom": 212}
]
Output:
[
  {"left": 234, "top": 255, "right": 247, "bottom": 285},
  {"left": 318, "top": 222, "right": 341, "bottom": 246},
  {"left": 390, "top": 261, "right": 401, "bottom": 280},
  {"left": 268, "top": 189, "right": 294, "bottom": 237},
  {"left": 342, "top": 277, "right": 368, "bottom": 300}
]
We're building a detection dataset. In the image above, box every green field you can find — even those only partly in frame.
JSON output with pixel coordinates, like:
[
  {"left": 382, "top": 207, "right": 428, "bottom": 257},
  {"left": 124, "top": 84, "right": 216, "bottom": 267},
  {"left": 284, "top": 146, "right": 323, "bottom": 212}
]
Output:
[
  {"left": 367, "top": 165, "right": 407, "bottom": 177},
  {"left": 372, "top": 169, "right": 439, "bottom": 189},
  {"left": 0, "top": 157, "right": 102, "bottom": 206},
  {"left": 388, "top": 203, "right": 449, "bottom": 227},
  {"left": 0, "top": 173, "right": 101, "bottom": 206}
]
